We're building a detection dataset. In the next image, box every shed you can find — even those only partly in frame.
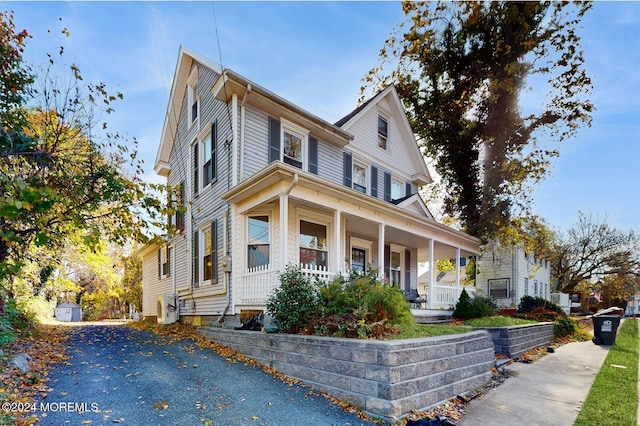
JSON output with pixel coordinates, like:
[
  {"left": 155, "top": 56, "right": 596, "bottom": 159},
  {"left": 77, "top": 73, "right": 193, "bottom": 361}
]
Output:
[{"left": 55, "top": 301, "right": 82, "bottom": 322}]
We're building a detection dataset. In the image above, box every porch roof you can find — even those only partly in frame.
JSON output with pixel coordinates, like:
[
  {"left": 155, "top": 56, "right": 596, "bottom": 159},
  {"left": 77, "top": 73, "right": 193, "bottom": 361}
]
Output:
[{"left": 222, "top": 162, "right": 480, "bottom": 257}]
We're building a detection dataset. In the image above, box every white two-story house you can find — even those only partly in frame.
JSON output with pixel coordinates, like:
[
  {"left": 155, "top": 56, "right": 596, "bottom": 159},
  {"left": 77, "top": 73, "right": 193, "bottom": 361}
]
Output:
[
  {"left": 140, "top": 47, "right": 480, "bottom": 326},
  {"left": 476, "top": 242, "right": 552, "bottom": 310}
]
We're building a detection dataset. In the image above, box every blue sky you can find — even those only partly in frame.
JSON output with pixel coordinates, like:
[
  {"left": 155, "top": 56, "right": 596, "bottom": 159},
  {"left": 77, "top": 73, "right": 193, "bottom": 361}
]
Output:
[{"left": 5, "top": 1, "right": 639, "bottom": 234}]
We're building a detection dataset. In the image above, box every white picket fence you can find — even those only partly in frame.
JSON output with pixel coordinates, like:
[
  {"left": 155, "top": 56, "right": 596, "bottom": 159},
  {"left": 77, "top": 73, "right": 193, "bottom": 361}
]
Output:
[{"left": 429, "top": 282, "right": 476, "bottom": 309}]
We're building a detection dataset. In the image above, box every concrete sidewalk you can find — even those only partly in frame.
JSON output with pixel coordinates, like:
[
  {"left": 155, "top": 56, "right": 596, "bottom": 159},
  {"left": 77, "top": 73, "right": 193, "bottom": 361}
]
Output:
[{"left": 458, "top": 339, "right": 611, "bottom": 426}]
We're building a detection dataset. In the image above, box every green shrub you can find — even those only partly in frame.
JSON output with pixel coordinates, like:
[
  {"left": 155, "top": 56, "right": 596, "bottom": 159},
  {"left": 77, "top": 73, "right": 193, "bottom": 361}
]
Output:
[
  {"left": 0, "top": 297, "right": 37, "bottom": 348},
  {"left": 318, "top": 270, "right": 413, "bottom": 326},
  {"left": 472, "top": 294, "right": 500, "bottom": 317},
  {"left": 453, "top": 288, "right": 476, "bottom": 320},
  {"left": 553, "top": 315, "right": 578, "bottom": 338},
  {"left": 266, "top": 265, "right": 319, "bottom": 333},
  {"left": 453, "top": 289, "right": 499, "bottom": 320},
  {"left": 518, "top": 295, "right": 564, "bottom": 315}
]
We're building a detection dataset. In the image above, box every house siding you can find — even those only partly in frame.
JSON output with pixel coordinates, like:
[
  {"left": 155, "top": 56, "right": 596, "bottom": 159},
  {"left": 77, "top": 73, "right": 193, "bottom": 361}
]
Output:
[
  {"left": 141, "top": 248, "right": 172, "bottom": 318},
  {"left": 243, "top": 105, "right": 269, "bottom": 180}
]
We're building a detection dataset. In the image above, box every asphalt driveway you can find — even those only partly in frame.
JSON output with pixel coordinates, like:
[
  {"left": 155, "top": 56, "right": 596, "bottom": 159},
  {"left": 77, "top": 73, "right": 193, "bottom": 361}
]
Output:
[{"left": 36, "top": 324, "right": 376, "bottom": 425}]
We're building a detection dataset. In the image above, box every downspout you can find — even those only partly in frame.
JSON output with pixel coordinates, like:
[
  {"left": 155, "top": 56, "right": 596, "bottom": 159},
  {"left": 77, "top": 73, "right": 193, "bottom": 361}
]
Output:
[
  {"left": 286, "top": 173, "right": 299, "bottom": 195},
  {"left": 216, "top": 209, "right": 231, "bottom": 325}
]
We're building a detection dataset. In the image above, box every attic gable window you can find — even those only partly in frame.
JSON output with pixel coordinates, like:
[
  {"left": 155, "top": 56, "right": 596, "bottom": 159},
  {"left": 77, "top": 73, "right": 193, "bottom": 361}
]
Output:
[
  {"left": 187, "top": 67, "right": 199, "bottom": 126},
  {"left": 377, "top": 115, "right": 388, "bottom": 149}
]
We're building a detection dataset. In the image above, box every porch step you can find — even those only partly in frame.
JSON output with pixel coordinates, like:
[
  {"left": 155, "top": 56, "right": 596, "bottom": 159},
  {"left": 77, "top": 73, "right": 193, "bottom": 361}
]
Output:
[{"left": 414, "top": 316, "right": 454, "bottom": 325}]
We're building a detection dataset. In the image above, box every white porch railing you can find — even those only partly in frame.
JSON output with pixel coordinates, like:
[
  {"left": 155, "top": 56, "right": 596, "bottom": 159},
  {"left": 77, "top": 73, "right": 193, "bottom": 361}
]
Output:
[
  {"left": 429, "top": 282, "right": 475, "bottom": 309},
  {"left": 300, "top": 263, "right": 333, "bottom": 282},
  {"left": 239, "top": 264, "right": 279, "bottom": 305},
  {"left": 239, "top": 264, "right": 334, "bottom": 306}
]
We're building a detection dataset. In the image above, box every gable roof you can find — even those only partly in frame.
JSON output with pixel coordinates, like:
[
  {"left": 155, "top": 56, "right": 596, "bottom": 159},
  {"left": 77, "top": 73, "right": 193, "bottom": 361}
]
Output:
[
  {"left": 393, "top": 193, "right": 435, "bottom": 220},
  {"left": 335, "top": 85, "right": 432, "bottom": 187},
  {"left": 155, "top": 46, "right": 353, "bottom": 175}
]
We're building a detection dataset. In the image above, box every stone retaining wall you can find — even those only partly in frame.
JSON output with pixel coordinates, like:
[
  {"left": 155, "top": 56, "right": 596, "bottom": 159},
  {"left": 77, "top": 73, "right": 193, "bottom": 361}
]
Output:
[
  {"left": 197, "top": 328, "right": 494, "bottom": 421},
  {"left": 475, "top": 322, "right": 554, "bottom": 357}
]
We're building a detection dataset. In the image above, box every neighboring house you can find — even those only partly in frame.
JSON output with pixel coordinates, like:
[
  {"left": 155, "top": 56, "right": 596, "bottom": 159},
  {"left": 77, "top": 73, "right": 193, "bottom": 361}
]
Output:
[
  {"left": 140, "top": 47, "right": 480, "bottom": 326},
  {"left": 626, "top": 294, "right": 640, "bottom": 317},
  {"left": 476, "top": 242, "right": 551, "bottom": 309}
]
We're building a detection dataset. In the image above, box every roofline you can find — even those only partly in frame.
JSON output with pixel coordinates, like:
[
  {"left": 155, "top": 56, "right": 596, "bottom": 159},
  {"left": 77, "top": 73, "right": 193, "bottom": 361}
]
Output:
[{"left": 222, "top": 68, "right": 353, "bottom": 143}]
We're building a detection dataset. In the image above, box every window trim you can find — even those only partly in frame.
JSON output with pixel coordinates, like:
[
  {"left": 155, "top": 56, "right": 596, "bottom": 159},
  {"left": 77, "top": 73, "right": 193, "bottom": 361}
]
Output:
[
  {"left": 280, "top": 119, "right": 308, "bottom": 171},
  {"left": 352, "top": 161, "right": 368, "bottom": 194},
  {"left": 247, "top": 214, "right": 271, "bottom": 270},
  {"left": 187, "top": 67, "right": 199, "bottom": 127},
  {"left": 489, "top": 278, "right": 510, "bottom": 299},
  {"left": 389, "top": 244, "right": 404, "bottom": 288},
  {"left": 195, "top": 221, "right": 217, "bottom": 286},
  {"left": 296, "top": 209, "right": 331, "bottom": 270},
  {"left": 159, "top": 245, "right": 172, "bottom": 279},
  {"left": 193, "top": 123, "right": 217, "bottom": 193},
  {"left": 391, "top": 177, "right": 404, "bottom": 201},
  {"left": 377, "top": 114, "right": 388, "bottom": 150},
  {"left": 350, "top": 237, "right": 373, "bottom": 273}
]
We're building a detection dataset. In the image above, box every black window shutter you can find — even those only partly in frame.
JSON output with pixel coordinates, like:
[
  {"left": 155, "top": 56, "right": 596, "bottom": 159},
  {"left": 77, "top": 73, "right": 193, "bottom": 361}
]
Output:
[
  {"left": 177, "top": 181, "right": 185, "bottom": 232},
  {"left": 343, "top": 152, "right": 352, "bottom": 187},
  {"left": 211, "top": 220, "right": 217, "bottom": 284},
  {"left": 157, "top": 248, "right": 161, "bottom": 280},
  {"left": 405, "top": 181, "right": 412, "bottom": 197},
  {"left": 404, "top": 249, "right": 411, "bottom": 292},
  {"left": 167, "top": 247, "right": 172, "bottom": 277},
  {"left": 192, "top": 230, "right": 199, "bottom": 287},
  {"left": 193, "top": 143, "right": 199, "bottom": 195},
  {"left": 384, "top": 172, "right": 391, "bottom": 202},
  {"left": 371, "top": 165, "right": 378, "bottom": 198},
  {"left": 308, "top": 136, "right": 318, "bottom": 174},
  {"left": 268, "top": 117, "right": 281, "bottom": 163},
  {"left": 211, "top": 120, "right": 217, "bottom": 182}
]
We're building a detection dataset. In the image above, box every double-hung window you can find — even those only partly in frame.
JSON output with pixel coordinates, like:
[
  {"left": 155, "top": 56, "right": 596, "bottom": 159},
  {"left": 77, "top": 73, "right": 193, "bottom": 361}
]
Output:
[
  {"left": 299, "top": 220, "right": 327, "bottom": 269},
  {"left": 489, "top": 278, "right": 510, "bottom": 298},
  {"left": 193, "top": 221, "right": 217, "bottom": 287},
  {"left": 158, "top": 246, "right": 171, "bottom": 279},
  {"left": 187, "top": 67, "right": 199, "bottom": 126},
  {"left": 378, "top": 115, "right": 388, "bottom": 150},
  {"left": 391, "top": 178, "right": 404, "bottom": 200},
  {"left": 353, "top": 163, "right": 367, "bottom": 193},
  {"left": 283, "top": 127, "right": 304, "bottom": 169},
  {"left": 248, "top": 216, "right": 270, "bottom": 269},
  {"left": 193, "top": 122, "right": 217, "bottom": 194}
]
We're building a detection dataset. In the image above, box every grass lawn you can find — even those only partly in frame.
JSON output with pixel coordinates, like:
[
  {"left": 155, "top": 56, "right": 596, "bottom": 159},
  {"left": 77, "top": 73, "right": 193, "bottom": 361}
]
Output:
[
  {"left": 465, "top": 315, "right": 538, "bottom": 327},
  {"left": 391, "top": 322, "right": 472, "bottom": 340},
  {"left": 575, "top": 319, "right": 639, "bottom": 426}
]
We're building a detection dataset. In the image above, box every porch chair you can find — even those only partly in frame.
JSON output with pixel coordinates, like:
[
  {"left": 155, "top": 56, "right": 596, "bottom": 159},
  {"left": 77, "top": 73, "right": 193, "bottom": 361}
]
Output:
[{"left": 405, "top": 289, "right": 427, "bottom": 309}]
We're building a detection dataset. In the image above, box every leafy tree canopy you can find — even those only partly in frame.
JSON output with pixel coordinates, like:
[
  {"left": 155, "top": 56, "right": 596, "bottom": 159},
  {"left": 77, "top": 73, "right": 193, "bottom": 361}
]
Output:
[
  {"left": 547, "top": 211, "right": 639, "bottom": 295},
  {"left": 0, "top": 12, "right": 166, "bottom": 287},
  {"left": 365, "top": 1, "right": 594, "bottom": 241}
]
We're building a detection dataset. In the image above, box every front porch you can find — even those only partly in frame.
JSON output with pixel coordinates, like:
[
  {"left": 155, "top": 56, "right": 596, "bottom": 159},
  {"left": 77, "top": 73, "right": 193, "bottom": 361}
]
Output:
[{"left": 225, "top": 162, "right": 480, "bottom": 314}]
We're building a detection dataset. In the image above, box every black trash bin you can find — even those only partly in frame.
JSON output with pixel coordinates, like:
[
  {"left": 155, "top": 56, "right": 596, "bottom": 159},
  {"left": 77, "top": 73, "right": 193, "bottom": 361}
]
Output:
[{"left": 592, "top": 315, "right": 621, "bottom": 345}]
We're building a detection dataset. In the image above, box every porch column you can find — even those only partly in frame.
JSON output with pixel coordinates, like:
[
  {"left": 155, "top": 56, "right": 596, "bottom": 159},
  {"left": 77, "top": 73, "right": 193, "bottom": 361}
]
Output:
[
  {"left": 279, "top": 193, "right": 288, "bottom": 270},
  {"left": 334, "top": 210, "right": 341, "bottom": 274},
  {"left": 428, "top": 239, "right": 434, "bottom": 309},
  {"left": 455, "top": 247, "right": 461, "bottom": 299},
  {"left": 378, "top": 223, "right": 385, "bottom": 281}
]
